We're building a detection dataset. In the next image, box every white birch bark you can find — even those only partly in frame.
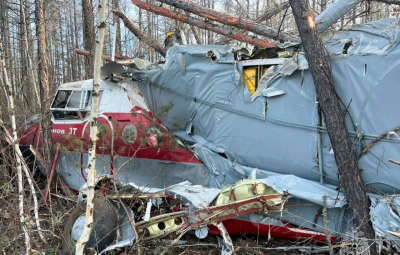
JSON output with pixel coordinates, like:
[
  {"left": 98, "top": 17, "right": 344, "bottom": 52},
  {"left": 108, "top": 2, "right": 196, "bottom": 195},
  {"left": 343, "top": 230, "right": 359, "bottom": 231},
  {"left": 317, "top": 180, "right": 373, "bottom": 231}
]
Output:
[
  {"left": 75, "top": 0, "right": 108, "bottom": 254},
  {"left": 0, "top": 39, "right": 31, "bottom": 255}
]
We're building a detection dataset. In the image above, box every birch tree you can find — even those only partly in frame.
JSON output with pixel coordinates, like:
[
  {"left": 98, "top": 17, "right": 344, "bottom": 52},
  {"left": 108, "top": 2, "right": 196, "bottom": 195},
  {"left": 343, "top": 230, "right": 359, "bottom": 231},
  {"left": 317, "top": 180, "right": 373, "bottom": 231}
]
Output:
[
  {"left": 0, "top": 39, "right": 30, "bottom": 255},
  {"left": 75, "top": 0, "right": 108, "bottom": 253}
]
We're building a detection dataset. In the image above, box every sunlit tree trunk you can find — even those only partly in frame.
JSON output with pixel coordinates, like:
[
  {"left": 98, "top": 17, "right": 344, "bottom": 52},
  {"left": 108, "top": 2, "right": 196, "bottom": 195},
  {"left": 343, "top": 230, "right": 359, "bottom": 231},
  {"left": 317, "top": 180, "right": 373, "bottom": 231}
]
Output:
[
  {"left": 82, "top": 0, "right": 95, "bottom": 79},
  {"left": 75, "top": 0, "right": 107, "bottom": 253},
  {"left": 289, "top": 1, "right": 377, "bottom": 253},
  {"left": 35, "top": 0, "right": 53, "bottom": 173}
]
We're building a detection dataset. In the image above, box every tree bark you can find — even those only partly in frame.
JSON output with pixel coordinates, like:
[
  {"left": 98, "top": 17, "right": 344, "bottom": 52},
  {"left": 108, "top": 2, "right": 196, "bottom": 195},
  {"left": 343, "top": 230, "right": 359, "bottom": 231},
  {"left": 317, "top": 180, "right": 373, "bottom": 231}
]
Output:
[
  {"left": 130, "top": 0, "right": 276, "bottom": 48},
  {"left": 154, "top": 0, "right": 298, "bottom": 42},
  {"left": 289, "top": 0, "right": 376, "bottom": 252},
  {"left": 35, "top": 0, "right": 54, "bottom": 172},
  {"left": 75, "top": 0, "right": 107, "bottom": 253},
  {"left": 112, "top": 0, "right": 122, "bottom": 55},
  {"left": 21, "top": 0, "right": 41, "bottom": 109},
  {"left": 82, "top": 0, "right": 96, "bottom": 79},
  {"left": 112, "top": 9, "right": 167, "bottom": 57}
]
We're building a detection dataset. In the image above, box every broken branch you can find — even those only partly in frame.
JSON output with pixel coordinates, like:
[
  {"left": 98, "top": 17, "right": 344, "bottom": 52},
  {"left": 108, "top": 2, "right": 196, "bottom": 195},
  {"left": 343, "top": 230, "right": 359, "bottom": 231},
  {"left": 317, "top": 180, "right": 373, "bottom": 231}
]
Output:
[
  {"left": 389, "top": 159, "right": 400, "bottom": 166},
  {"left": 130, "top": 0, "right": 275, "bottom": 48},
  {"left": 153, "top": 0, "right": 298, "bottom": 42},
  {"left": 74, "top": 48, "right": 132, "bottom": 61},
  {"left": 112, "top": 9, "right": 167, "bottom": 57},
  {"left": 361, "top": 126, "right": 400, "bottom": 156},
  {"left": 218, "top": 2, "right": 290, "bottom": 46}
]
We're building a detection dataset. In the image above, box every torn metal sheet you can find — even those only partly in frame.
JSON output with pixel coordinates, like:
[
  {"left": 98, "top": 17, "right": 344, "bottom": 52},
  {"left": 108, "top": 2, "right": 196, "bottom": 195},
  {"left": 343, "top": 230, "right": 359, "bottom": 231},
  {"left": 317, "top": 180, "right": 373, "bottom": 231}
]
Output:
[
  {"left": 370, "top": 195, "right": 400, "bottom": 248},
  {"left": 132, "top": 18, "right": 400, "bottom": 250},
  {"left": 134, "top": 18, "right": 400, "bottom": 194}
]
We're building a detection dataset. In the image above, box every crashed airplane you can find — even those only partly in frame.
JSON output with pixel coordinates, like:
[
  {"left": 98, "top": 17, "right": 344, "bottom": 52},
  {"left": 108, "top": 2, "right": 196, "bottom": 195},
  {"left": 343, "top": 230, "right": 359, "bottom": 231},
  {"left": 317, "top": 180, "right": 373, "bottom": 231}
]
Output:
[
  {"left": 131, "top": 18, "right": 400, "bottom": 252},
  {"left": 17, "top": 4, "right": 400, "bottom": 255}
]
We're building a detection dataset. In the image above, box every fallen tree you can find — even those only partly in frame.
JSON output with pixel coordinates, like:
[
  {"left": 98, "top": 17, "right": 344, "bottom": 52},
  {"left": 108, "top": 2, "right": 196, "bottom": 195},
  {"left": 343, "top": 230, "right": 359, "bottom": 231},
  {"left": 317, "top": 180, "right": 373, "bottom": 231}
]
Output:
[
  {"left": 153, "top": 0, "right": 298, "bottom": 42},
  {"left": 218, "top": 1, "right": 290, "bottom": 46},
  {"left": 74, "top": 48, "right": 133, "bottom": 61},
  {"left": 289, "top": 0, "right": 377, "bottom": 253},
  {"left": 130, "top": 0, "right": 275, "bottom": 48},
  {"left": 112, "top": 9, "right": 167, "bottom": 57}
]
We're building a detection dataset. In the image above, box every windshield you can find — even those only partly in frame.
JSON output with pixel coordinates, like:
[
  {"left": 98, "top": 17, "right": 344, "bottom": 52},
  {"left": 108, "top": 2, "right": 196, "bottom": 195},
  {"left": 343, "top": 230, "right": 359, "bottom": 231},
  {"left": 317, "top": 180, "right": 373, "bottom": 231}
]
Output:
[
  {"left": 51, "top": 90, "right": 95, "bottom": 121},
  {"left": 52, "top": 90, "right": 72, "bottom": 108}
]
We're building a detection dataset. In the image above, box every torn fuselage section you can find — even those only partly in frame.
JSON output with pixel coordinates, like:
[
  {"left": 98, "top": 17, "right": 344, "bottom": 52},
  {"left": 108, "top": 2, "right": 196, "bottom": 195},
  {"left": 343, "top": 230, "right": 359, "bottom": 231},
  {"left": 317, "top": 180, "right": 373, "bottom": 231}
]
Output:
[
  {"left": 131, "top": 18, "right": 400, "bottom": 251},
  {"left": 78, "top": 175, "right": 339, "bottom": 254}
]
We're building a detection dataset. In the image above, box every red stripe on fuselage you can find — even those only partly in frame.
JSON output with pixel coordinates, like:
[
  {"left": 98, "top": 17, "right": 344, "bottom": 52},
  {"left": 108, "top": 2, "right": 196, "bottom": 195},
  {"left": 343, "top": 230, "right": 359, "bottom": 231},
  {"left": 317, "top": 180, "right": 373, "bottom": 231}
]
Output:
[{"left": 19, "top": 111, "right": 203, "bottom": 165}]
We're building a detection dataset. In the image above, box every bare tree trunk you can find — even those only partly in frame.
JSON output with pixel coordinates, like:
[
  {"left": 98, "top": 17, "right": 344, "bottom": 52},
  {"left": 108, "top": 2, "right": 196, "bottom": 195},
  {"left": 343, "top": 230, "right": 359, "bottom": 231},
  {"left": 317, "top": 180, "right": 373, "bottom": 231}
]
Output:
[
  {"left": 152, "top": 0, "right": 298, "bottom": 42},
  {"left": 112, "top": 0, "right": 122, "bottom": 55},
  {"left": 256, "top": 1, "right": 289, "bottom": 22},
  {"left": 82, "top": 0, "right": 95, "bottom": 79},
  {"left": 73, "top": 0, "right": 83, "bottom": 80},
  {"left": 75, "top": 0, "right": 107, "bottom": 252},
  {"left": 130, "top": 0, "right": 276, "bottom": 48},
  {"left": 0, "top": 39, "right": 31, "bottom": 255},
  {"left": 289, "top": 0, "right": 377, "bottom": 253},
  {"left": 21, "top": 0, "right": 41, "bottom": 109},
  {"left": 113, "top": 9, "right": 167, "bottom": 57},
  {"left": 59, "top": 17, "right": 65, "bottom": 84},
  {"left": 35, "top": 0, "right": 53, "bottom": 172},
  {"left": 190, "top": 24, "right": 202, "bottom": 44}
]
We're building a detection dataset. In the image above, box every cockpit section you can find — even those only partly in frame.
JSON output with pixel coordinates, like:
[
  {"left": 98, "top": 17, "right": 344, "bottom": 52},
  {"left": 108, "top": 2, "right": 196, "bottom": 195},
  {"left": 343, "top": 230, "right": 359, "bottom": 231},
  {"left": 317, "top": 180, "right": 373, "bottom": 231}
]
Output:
[{"left": 51, "top": 89, "right": 95, "bottom": 120}]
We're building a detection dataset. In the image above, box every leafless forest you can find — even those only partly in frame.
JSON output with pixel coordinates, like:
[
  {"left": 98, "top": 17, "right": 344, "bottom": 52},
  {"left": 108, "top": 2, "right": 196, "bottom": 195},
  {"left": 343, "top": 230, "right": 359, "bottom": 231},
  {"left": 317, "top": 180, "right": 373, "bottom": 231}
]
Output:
[
  {"left": 1, "top": 0, "right": 400, "bottom": 254},
  {"left": 0, "top": 0, "right": 396, "bottom": 113}
]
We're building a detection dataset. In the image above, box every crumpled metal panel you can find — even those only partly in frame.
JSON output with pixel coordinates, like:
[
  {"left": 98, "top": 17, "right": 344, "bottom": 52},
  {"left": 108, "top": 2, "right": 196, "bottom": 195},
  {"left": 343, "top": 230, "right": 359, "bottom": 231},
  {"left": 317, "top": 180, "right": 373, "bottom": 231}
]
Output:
[
  {"left": 323, "top": 18, "right": 400, "bottom": 56},
  {"left": 370, "top": 195, "right": 400, "bottom": 248},
  {"left": 132, "top": 18, "right": 400, "bottom": 243}
]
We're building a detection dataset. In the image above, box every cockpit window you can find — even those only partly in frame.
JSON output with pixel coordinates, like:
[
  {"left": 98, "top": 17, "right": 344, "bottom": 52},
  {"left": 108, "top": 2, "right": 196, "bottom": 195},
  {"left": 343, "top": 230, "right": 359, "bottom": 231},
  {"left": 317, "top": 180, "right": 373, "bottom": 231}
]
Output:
[
  {"left": 67, "top": 91, "right": 82, "bottom": 108},
  {"left": 51, "top": 90, "right": 100, "bottom": 121},
  {"left": 52, "top": 90, "right": 72, "bottom": 108}
]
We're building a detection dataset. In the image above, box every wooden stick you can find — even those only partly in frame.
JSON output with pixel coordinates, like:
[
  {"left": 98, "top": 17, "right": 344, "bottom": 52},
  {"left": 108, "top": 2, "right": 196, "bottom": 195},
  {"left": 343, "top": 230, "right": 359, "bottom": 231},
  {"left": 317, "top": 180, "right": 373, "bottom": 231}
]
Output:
[{"left": 389, "top": 159, "right": 400, "bottom": 166}]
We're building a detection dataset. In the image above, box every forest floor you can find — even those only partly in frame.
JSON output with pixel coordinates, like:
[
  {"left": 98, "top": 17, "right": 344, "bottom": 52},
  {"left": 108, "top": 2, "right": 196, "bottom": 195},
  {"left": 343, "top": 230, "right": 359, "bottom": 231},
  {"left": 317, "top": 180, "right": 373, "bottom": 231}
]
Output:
[{"left": 0, "top": 168, "right": 330, "bottom": 255}]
